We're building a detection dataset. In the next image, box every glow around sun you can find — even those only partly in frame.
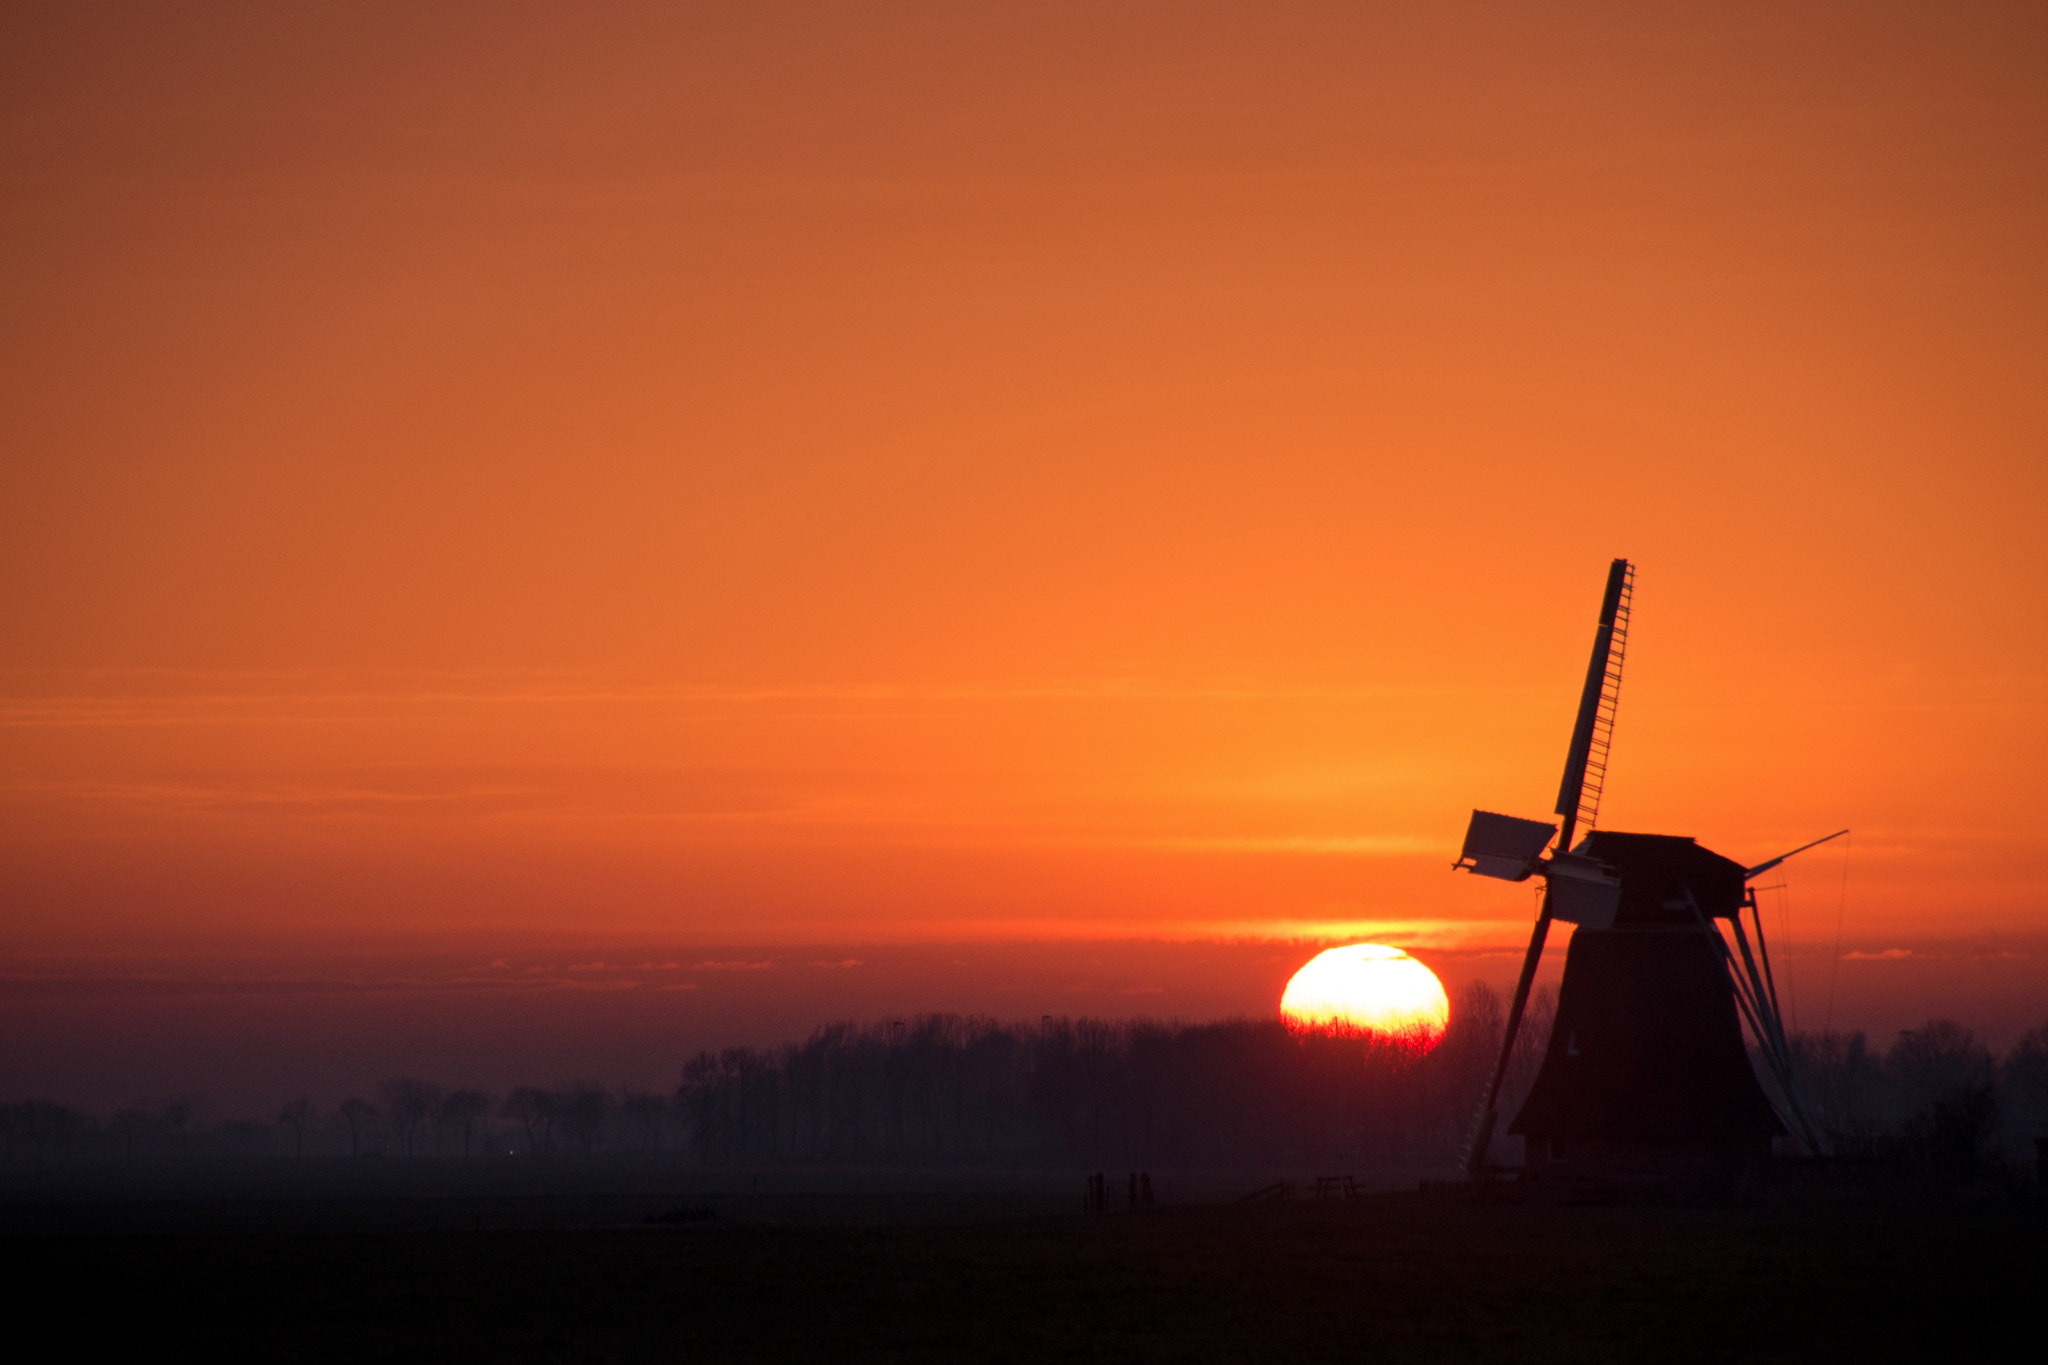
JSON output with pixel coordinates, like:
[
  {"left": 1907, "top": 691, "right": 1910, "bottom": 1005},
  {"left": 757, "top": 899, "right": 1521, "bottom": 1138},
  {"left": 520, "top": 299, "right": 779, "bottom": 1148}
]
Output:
[{"left": 1280, "top": 944, "right": 1450, "bottom": 1051}]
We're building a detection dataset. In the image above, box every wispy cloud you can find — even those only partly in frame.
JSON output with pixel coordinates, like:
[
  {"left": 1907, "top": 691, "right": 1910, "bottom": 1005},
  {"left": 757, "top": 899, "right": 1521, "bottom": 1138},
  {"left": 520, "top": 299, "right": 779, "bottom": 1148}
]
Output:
[
  {"left": 816, "top": 917, "right": 1539, "bottom": 949},
  {"left": 0, "top": 667, "right": 1531, "bottom": 729},
  {"left": 0, "top": 974, "right": 678, "bottom": 997},
  {"left": 1135, "top": 834, "right": 1433, "bottom": 855}
]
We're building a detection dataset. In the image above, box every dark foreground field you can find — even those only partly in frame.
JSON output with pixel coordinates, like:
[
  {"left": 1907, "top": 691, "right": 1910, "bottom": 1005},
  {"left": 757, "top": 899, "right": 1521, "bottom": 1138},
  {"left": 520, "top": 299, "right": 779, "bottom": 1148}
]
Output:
[{"left": 7, "top": 1184, "right": 2042, "bottom": 1362}]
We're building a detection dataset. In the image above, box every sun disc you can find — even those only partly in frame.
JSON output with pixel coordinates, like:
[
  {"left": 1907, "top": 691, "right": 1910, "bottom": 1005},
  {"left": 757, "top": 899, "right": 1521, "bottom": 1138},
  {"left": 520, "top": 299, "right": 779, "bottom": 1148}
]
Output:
[{"left": 1280, "top": 944, "right": 1449, "bottom": 1051}]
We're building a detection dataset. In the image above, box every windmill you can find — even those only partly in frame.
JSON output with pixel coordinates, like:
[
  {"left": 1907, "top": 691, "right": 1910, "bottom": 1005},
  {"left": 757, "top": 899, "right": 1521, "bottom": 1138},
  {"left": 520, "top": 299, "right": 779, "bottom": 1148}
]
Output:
[{"left": 1455, "top": 559, "right": 1843, "bottom": 1180}]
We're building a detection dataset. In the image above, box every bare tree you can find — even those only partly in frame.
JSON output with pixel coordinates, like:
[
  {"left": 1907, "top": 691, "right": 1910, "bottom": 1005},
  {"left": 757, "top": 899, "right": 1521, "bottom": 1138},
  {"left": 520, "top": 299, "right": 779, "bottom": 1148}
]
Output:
[
  {"left": 501, "top": 1086, "right": 555, "bottom": 1155},
  {"left": 1889, "top": 1021, "right": 1999, "bottom": 1179},
  {"left": 0, "top": 1101, "right": 88, "bottom": 1162},
  {"left": 676, "top": 1053, "right": 721, "bottom": 1161},
  {"left": 1889, "top": 1021, "right": 1994, "bottom": 1115},
  {"left": 1424, "top": 980, "right": 1504, "bottom": 1145},
  {"left": 438, "top": 1089, "right": 492, "bottom": 1158},
  {"left": 1789, "top": 1030, "right": 1885, "bottom": 1149},
  {"left": 277, "top": 1097, "right": 317, "bottom": 1160},
  {"left": 620, "top": 1088, "right": 668, "bottom": 1152},
  {"left": 337, "top": 1097, "right": 377, "bottom": 1157},
  {"left": 377, "top": 1078, "right": 441, "bottom": 1157},
  {"left": 108, "top": 1108, "right": 149, "bottom": 1161},
  {"left": 555, "top": 1083, "right": 612, "bottom": 1156},
  {"left": 1999, "top": 1021, "right": 2048, "bottom": 1169}
]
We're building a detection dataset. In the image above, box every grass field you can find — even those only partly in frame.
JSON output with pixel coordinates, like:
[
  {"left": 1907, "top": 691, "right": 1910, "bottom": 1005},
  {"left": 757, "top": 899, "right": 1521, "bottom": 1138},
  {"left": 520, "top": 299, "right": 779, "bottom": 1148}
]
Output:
[{"left": 7, "top": 1179, "right": 2042, "bottom": 1362}]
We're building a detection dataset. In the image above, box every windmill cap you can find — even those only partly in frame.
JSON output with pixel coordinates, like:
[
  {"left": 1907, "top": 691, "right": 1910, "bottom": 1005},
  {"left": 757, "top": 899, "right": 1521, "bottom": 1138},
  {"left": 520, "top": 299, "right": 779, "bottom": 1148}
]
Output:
[{"left": 1575, "top": 831, "right": 1748, "bottom": 924}]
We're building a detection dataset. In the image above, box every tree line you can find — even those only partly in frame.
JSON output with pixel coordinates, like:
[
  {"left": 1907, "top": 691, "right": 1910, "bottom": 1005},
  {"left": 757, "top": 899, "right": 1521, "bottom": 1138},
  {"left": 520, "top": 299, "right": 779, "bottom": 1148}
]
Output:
[
  {"left": 4, "top": 987, "right": 2045, "bottom": 1179},
  {"left": 0, "top": 981, "right": 1531, "bottom": 1167},
  {"left": 1789, "top": 1019, "right": 2048, "bottom": 1180}
]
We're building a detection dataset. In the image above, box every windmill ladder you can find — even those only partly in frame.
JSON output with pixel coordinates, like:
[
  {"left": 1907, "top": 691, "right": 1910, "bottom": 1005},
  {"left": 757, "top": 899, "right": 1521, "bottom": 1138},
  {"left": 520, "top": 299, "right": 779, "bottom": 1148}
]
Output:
[{"left": 1570, "top": 562, "right": 1632, "bottom": 840}]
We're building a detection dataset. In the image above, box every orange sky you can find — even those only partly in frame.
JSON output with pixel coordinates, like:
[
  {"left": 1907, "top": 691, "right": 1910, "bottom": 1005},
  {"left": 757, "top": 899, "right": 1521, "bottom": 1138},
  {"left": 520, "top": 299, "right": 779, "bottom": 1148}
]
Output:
[{"left": 4, "top": 2, "right": 2046, "bottom": 1031}]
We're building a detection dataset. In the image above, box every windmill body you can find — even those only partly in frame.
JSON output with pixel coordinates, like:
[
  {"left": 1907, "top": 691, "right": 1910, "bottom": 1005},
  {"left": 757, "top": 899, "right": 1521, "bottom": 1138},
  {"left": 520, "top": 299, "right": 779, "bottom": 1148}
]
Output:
[
  {"left": 1508, "top": 832, "right": 1782, "bottom": 1177},
  {"left": 1455, "top": 560, "right": 1833, "bottom": 1184}
]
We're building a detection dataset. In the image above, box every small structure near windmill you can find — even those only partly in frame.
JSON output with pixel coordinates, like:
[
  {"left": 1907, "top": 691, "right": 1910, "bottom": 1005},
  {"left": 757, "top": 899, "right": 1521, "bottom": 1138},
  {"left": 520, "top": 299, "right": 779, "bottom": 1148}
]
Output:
[{"left": 1455, "top": 559, "right": 1842, "bottom": 1184}]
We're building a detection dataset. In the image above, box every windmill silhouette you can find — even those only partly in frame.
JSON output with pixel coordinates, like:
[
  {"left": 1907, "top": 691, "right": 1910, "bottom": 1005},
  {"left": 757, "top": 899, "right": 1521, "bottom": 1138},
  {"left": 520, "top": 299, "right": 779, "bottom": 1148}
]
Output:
[{"left": 1455, "top": 559, "right": 1843, "bottom": 1180}]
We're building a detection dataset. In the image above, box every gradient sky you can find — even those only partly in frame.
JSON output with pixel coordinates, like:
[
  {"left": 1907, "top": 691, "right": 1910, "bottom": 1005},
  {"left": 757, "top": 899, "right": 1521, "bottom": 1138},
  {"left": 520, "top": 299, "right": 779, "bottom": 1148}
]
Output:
[{"left": 4, "top": 5, "right": 2046, "bottom": 1096}]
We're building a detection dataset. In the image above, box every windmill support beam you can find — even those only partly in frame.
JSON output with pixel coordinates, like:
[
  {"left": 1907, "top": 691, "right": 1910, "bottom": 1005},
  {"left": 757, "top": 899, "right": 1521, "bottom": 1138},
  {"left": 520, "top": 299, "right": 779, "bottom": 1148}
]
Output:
[
  {"left": 1692, "top": 907, "right": 1802, "bottom": 1138},
  {"left": 1728, "top": 913, "right": 1825, "bottom": 1151},
  {"left": 1686, "top": 894, "right": 1825, "bottom": 1155},
  {"left": 1728, "top": 914, "right": 1792, "bottom": 1070},
  {"left": 1745, "top": 890, "right": 1788, "bottom": 1043}
]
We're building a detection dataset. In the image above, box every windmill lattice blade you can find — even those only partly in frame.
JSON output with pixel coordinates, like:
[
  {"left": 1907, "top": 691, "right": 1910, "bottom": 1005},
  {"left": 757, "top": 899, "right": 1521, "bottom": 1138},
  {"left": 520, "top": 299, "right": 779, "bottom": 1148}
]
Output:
[{"left": 1553, "top": 558, "right": 1633, "bottom": 851}]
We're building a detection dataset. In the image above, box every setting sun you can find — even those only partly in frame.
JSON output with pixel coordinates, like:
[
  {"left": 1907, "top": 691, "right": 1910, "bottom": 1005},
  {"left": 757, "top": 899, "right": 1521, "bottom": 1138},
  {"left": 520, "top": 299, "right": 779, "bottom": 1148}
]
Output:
[{"left": 1280, "top": 945, "right": 1450, "bottom": 1051}]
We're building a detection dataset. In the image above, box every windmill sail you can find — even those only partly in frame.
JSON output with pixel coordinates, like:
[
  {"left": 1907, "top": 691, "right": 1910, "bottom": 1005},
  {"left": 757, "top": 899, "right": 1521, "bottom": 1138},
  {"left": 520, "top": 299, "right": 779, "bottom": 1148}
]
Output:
[
  {"left": 1456, "top": 811, "right": 1557, "bottom": 881},
  {"left": 1553, "top": 558, "right": 1633, "bottom": 852}
]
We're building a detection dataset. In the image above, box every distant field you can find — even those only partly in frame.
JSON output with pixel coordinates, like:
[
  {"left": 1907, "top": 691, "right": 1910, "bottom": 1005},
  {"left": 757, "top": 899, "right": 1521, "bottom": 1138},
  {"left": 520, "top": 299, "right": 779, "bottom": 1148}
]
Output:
[{"left": 5, "top": 1184, "right": 2041, "bottom": 1362}]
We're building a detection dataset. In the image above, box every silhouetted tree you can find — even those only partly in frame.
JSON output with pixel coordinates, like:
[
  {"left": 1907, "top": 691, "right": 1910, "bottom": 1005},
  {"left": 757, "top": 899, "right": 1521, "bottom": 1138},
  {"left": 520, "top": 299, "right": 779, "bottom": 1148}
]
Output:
[
  {"left": 1419, "top": 979, "right": 1505, "bottom": 1149},
  {"left": 378, "top": 1078, "right": 441, "bottom": 1157},
  {"left": 1998, "top": 1020, "right": 2048, "bottom": 1170},
  {"left": 1789, "top": 1030, "right": 1886, "bottom": 1151},
  {"left": 676, "top": 1053, "right": 725, "bottom": 1161},
  {"left": 1505, "top": 985, "right": 1555, "bottom": 1106},
  {"left": 277, "top": 1097, "right": 317, "bottom": 1160},
  {"left": 0, "top": 1101, "right": 88, "bottom": 1162},
  {"left": 438, "top": 1089, "right": 492, "bottom": 1158},
  {"left": 502, "top": 1086, "right": 555, "bottom": 1155},
  {"left": 1889, "top": 1020, "right": 1994, "bottom": 1114},
  {"left": 1884, "top": 1022, "right": 1999, "bottom": 1180},
  {"left": 337, "top": 1097, "right": 377, "bottom": 1157},
  {"left": 620, "top": 1088, "right": 668, "bottom": 1151},
  {"left": 555, "top": 1083, "right": 611, "bottom": 1156}
]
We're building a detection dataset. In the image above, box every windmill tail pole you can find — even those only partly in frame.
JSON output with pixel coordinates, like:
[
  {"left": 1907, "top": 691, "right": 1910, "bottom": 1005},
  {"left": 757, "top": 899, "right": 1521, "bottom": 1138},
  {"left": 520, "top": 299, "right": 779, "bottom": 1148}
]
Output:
[
  {"left": 1465, "top": 903, "right": 1553, "bottom": 1176},
  {"left": 1745, "top": 829, "right": 1849, "bottom": 882},
  {"left": 1553, "top": 557, "right": 1631, "bottom": 851}
]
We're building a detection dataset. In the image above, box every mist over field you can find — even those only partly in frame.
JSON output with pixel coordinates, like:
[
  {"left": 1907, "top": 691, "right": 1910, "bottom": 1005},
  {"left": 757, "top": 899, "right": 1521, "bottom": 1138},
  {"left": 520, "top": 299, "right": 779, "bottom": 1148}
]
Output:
[
  {"left": 8, "top": 981, "right": 2044, "bottom": 1200},
  {"left": 5, "top": 932, "right": 2041, "bottom": 1115}
]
